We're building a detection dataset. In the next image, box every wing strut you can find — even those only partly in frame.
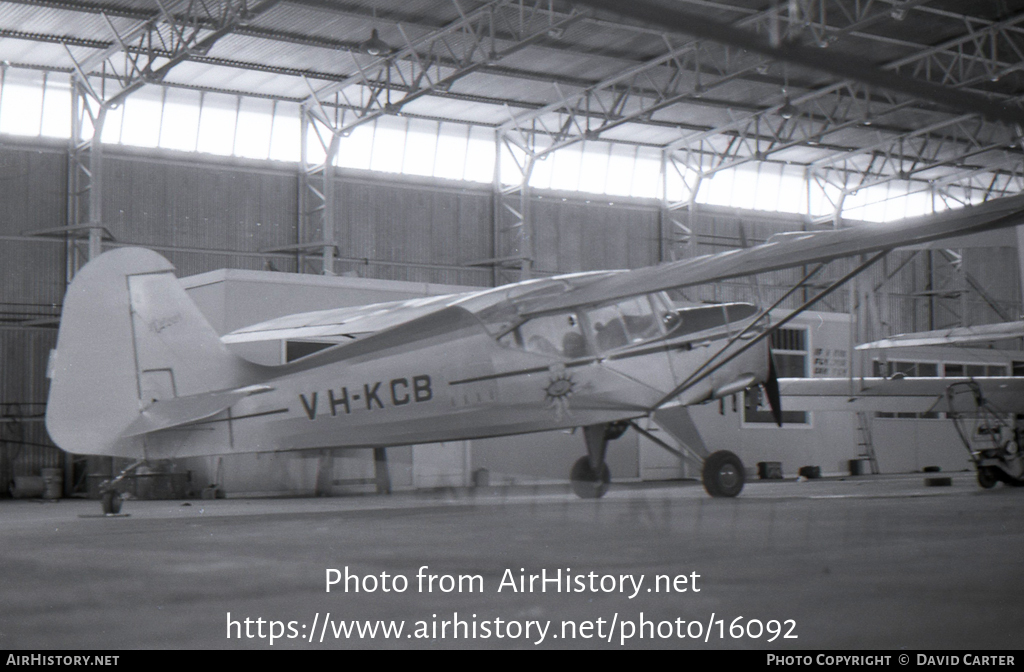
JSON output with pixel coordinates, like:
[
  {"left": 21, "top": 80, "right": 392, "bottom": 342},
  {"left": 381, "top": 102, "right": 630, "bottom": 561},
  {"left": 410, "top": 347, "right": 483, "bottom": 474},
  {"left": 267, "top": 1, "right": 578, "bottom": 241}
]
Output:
[
  {"left": 628, "top": 420, "right": 706, "bottom": 464},
  {"left": 655, "top": 262, "right": 828, "bottom": 407},
  {"left": 650, "top": 250, "right": 888, "bottom": 411}
]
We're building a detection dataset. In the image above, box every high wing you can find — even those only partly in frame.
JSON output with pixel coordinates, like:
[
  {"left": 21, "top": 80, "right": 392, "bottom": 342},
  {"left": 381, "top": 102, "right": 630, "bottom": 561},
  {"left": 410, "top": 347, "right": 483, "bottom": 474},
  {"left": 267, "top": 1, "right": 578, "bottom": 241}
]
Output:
[
  {"left": 519, "top": 192, "right": 1024, "bottom": 316},
  {"left": 856, "top": 321, "right": 1024, "bottom": 350},
  {"left": 777, "top": 376, "right": 1024, "bottom": 414},
  {"left": 220, "top": 271, "right": 621, "bottom": 346},
  {"left": 221, "top": 293, "right": 466, "bottom": 344},
  {"left": 220, "top": 194, "right": 1024, "bottom": 347}
]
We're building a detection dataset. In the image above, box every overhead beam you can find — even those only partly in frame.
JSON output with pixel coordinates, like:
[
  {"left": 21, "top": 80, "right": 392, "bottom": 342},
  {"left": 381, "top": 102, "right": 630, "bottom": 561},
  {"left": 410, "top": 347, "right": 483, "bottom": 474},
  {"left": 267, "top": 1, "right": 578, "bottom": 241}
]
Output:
[
  {"left": 8, "top": 0, "right": 1016, "bottom": 136},
  {"left": 655, "top": 6, "right": 1024, "bottom": 210},
  {"left": 669, "top": 8, "right": 1024, "bottom": 156},
  {"left": 574, "top": 0, "right": 1023, "bottom": 126},
  {"left": 302, "top": 0, "right": 586, "bottom": 135},
  {"left": 499, "top": 0, "right": 938, "bottom": 156},
  {"left": 5, "top": 0, "right": 1020, "bottom": 159},
  {"left": 62, "top": 0, "right": 280, "bottom": 276},
  {"left": 6, "top": 0, "right": 1023, "bottom": 216},
  {"left": 294, "top": 0, "right": 585, "bottom": 279}
]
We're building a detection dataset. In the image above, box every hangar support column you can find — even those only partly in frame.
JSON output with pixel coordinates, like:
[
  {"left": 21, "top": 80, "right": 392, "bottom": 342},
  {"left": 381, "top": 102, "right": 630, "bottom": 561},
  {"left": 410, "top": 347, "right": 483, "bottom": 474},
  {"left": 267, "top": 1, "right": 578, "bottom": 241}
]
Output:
[
  {"left": 284, "top": 1, "right": 585, "bottom": 284},
  {"left": 486, "top": 132, "right": 536, "bottom": 285},
  {"left": 65, "top": 75, "right": 110, "bottom": 280},
  {"left": 274, "top": 102, "right": 342, "bottom": 276},
  {"left": 50, "top": 0, "right": 280, "bottom": 495},
  {"left": 53, "top": 0, "right": 281, "bottom": 282},
  {"left": 659, "top": 150, "right": 699, "bottom": 262}
]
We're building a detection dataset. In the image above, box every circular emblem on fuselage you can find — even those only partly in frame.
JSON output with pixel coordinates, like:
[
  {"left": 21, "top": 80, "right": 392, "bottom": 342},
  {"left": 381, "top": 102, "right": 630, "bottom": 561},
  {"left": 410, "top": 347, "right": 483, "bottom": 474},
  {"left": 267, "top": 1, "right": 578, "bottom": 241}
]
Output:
[
  {"left": 545, "top": 374, "right": 574, "bottom": 399},
  {"left": 544, "top": 370, "right": 575, "bottom": 421}
]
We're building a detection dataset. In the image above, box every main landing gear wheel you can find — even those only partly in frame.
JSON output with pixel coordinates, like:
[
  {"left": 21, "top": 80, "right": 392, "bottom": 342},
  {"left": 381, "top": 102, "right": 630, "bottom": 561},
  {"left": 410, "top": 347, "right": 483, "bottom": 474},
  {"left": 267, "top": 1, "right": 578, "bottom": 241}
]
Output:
[
  {"left": 570, "top": 456, "right": 610, "bottom": 499},
  {"left": 702, "top": 450, "right": 745, "bottom": 498},
  {"left": 101, "top": 490, "right": 123, "bottom": 515},
  {"left": 976, "top": 466, "right": 999, "bottom": 489}
]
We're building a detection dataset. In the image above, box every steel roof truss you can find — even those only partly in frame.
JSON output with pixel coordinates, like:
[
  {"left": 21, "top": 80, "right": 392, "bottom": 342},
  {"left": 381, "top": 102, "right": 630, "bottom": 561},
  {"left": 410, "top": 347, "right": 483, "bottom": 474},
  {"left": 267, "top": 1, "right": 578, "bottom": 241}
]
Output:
[{"left": 305, "top": 0, "right": 585, "bottom": 137}]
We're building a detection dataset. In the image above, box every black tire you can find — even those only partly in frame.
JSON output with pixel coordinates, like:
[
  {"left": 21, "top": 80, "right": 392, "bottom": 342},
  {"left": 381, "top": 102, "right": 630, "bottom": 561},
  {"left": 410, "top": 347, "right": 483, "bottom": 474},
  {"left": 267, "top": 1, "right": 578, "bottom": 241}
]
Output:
[
  {"left": 703, "top": 450, "right": 745, "bottom": 498},
  {"left": 604, "top": 421, "right": 630, "bottom": 442},
  {"left": 976, "top": 466, "right": 999, "bottom": 489},
  {"left": 570, "top": 456, "right": 610, "bottom": 499},
  {"left": 101, "top": 491, "right": 122, "bottom": 515},
  {"left": 994, "top": 470, "right": 1024, "bottom": 486}
]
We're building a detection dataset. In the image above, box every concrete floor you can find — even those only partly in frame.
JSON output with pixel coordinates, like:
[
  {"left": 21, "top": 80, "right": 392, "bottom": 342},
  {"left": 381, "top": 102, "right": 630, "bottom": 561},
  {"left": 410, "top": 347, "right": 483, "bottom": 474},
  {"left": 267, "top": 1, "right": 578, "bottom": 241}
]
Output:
[{"left": 1, "top": 473, "right": 1022, "bottom": 650}]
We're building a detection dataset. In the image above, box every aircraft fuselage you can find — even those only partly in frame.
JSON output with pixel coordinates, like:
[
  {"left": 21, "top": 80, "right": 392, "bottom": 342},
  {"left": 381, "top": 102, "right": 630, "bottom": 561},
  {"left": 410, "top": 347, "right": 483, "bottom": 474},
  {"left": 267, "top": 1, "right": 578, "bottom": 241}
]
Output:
[{"left": 138, "top": 301, "right": 770, "bottom": 460}]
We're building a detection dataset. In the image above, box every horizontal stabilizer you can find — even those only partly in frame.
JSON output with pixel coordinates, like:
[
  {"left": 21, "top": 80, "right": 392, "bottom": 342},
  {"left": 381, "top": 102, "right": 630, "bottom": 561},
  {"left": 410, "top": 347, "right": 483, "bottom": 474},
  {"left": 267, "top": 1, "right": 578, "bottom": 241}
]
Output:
[{"left": 121, "top": 385, "right": 273, "bottom": 438}]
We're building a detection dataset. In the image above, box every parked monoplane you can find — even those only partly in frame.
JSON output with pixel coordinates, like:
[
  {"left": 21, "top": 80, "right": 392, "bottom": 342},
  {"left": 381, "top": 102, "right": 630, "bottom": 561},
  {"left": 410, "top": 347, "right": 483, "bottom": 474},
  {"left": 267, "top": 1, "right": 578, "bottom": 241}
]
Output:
[{"left": 45, "top": 193, "right": 1024, "bottom": 511}]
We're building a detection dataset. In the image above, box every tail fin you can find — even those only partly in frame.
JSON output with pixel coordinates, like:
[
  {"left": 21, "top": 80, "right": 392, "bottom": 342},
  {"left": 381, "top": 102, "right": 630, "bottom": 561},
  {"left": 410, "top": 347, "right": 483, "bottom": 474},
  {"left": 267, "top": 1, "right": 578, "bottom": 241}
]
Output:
[{"left": 46, "top": 248, "right": 258, "bottom": 456}]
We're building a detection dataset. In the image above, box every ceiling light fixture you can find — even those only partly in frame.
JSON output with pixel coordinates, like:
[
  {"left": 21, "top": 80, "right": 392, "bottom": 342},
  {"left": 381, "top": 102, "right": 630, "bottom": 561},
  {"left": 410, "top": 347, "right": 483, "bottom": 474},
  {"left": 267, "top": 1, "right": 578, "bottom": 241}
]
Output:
[
  {"left": 778, "top": 96, "right": 797, "bottom": 120},
  {"left": 361, "top": 28, "right": 390, "bottom": 56}
]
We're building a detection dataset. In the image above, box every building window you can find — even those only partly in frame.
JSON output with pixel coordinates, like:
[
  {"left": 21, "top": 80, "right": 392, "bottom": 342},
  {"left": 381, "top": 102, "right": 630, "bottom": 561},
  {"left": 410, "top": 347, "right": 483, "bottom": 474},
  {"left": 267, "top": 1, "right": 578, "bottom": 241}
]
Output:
[
  {"left": 874, "top": 359, "right": 940, "bottom": 418},
  {"left": 874, "top": 360, "right": 938, "bottom": 378},
  {"left": 944, "top": 363, "right": 1008, "bottom": 377},
  {"left": 584, "top": 297, "right": 662, "bottom": 353},
  {"left": 876, "top": 359, "right": 1015, "bottom": 419}
]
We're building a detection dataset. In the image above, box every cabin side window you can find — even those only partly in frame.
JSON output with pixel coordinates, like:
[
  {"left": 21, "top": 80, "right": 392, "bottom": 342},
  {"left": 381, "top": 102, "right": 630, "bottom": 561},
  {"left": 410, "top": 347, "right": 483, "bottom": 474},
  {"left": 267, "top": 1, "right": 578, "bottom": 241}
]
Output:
[
  {"left": 663, "top": 302, "right": 762, "bottom": 339},
  {"left": 585, "top": 296, "right": 662, "bottom": 353},
  {"left": 675, "top": 305, "right": 728, "bottom": 334},
  {"left": 515, "top": 312, "right": 588, "bottom": 359}
]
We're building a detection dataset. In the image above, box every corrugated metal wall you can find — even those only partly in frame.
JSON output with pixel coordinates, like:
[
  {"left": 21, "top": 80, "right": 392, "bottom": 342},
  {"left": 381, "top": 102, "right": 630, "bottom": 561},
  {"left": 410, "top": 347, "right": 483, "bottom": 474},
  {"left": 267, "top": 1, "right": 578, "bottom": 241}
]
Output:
[
  {"left": 102, "top": 151, "right": 300, "bottom": 277},
  {"left": 0, "top": 141, "right": 67, "bottom": 308},
  {"left": 531, "top": 196, "right": 661, "bottom": 272},
  {"left": 0, "top": 140, "right": 67, "bottom": 488},
  {"left": 0, "top": 328, "right": 60, "bottom": 489},
  {"left": 333, "top": 176, "right": 493, "bottom": 286},
  {"left": 0, "top": 136, "right": 1020, "bottom": 494}
]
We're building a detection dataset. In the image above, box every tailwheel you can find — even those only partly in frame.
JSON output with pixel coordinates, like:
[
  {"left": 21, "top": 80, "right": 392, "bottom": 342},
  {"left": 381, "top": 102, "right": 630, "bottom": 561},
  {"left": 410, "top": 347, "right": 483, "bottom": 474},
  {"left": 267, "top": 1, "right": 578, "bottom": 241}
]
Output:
[
  {"left": 96, "top": 458, "right": 144, "bottom": 515},
  {"left": 101, "top": 490, "right": 123, "bottom": 515},
  {"left": 976, "top": 466, "right": 999, "bottom": 489},
  {"left": 570, "top": 456, "right": 610, "bottom": 499},
  {"left": 702, "top": 450, "right": 745, "bottom": 498}
]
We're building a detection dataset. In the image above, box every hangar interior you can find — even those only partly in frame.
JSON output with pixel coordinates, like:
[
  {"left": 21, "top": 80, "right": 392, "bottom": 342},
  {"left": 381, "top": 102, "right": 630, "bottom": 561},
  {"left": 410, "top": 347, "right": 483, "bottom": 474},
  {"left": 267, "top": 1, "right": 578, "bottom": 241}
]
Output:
[{"left": 1, "top": 0, "right": 1023, "bottom": 498}]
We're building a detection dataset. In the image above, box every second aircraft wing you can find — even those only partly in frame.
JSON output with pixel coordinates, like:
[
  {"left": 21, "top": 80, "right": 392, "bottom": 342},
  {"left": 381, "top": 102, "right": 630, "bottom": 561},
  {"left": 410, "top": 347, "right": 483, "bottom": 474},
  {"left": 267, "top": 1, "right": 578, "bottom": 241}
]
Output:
[{"left": 777, "top": 376, "right": 1024, "bottom": 414}]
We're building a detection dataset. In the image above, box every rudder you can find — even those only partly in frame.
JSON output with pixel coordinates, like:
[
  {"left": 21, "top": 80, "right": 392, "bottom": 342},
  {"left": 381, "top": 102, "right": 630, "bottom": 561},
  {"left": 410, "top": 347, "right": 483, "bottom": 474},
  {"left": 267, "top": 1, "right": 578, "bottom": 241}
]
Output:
[{"left": 46, "top": 248, "right": 257, "bottom": 456}]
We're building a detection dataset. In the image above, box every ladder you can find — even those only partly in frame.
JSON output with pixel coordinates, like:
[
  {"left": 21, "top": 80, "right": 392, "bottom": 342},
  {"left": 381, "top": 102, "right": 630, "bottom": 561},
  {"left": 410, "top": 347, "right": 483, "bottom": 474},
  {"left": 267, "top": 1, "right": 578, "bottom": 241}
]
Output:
[{"left": 855, "top": 412, "right": 880, "bottom": 474}]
